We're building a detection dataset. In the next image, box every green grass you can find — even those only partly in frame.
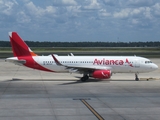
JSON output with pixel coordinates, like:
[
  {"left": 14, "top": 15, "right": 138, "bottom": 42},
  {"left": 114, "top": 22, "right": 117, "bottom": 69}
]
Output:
[{"left": 1, "top": 47, "right": 160, "bottom": 58}]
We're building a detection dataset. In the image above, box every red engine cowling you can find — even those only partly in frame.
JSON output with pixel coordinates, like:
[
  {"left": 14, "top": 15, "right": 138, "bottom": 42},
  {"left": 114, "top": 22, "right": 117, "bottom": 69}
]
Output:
[{"left": 92, "top": 70, "right": 111, "bottom": 79}]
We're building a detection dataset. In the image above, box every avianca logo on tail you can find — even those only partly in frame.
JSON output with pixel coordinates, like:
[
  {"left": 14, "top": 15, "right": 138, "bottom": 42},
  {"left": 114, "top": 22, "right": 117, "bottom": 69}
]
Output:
[{"left": 93, "top": 58, "right": 133, "bottom": 67}]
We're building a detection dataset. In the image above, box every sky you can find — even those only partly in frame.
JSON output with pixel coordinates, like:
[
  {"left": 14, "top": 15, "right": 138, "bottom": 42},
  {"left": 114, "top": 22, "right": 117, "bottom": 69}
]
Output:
[{"left": 0, "top": 0, "right": 160, "bottom": 42}]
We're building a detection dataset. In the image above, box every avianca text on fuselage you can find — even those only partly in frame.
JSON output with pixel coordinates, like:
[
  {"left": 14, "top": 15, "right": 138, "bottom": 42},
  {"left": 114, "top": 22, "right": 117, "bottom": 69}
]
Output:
[{"left": 93, "top": 58, "right": 124, "bottom": 65}]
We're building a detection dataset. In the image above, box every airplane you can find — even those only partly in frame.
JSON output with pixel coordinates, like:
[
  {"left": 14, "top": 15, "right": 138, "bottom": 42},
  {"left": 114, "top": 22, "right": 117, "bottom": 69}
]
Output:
[{"left": 6, "top": 32, "right": 158, "bottom": 82}]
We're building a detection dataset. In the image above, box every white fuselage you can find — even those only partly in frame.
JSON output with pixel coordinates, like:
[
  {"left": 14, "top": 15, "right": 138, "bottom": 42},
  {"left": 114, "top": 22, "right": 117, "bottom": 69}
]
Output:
[{"left": 29, "top": 55, "right": 158, "bottom": 73}]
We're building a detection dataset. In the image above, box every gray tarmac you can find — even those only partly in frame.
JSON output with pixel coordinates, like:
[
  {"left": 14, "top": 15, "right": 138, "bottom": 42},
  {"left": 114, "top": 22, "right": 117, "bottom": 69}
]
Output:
[{"left": 0, "top": 58, "right": 160, "bottom": 120}]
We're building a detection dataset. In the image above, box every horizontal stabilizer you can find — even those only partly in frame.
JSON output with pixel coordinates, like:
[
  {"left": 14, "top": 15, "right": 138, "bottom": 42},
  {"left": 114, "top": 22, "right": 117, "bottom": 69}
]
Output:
[{"left": 6, "top": 57, "right": 26, "bottom": 65}]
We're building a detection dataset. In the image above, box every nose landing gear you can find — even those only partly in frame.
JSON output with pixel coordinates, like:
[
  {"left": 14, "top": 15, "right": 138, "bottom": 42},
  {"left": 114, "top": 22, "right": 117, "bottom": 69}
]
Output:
[{"left": 135, "top": 73, "right": 139, "bottom": 81}]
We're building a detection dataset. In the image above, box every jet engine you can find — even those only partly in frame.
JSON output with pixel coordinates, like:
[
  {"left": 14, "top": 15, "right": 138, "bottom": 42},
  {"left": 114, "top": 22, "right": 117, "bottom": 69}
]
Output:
[{"left": 91, "top": 70, "right": 111, "bottom": 79}]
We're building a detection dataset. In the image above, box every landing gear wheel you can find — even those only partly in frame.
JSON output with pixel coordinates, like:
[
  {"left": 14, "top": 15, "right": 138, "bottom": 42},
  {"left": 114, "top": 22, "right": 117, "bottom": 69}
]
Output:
[
  {"left": 135, "top": 73, "right": 139, "bottom": 81},
  {"left": 81, "top": 75, "right": 89, "bottom": 82}
]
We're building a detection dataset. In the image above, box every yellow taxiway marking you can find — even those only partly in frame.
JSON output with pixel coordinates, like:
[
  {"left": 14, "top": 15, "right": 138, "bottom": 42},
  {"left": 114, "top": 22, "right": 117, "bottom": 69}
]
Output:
[{"left": 81, "top": 99, "right": 104, "bottom": 120}]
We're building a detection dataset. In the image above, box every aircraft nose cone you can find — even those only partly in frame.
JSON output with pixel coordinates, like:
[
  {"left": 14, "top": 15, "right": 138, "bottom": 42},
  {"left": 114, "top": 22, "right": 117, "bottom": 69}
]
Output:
[{"left": 152, "top": 64, "right": 158, "bottom": 70}]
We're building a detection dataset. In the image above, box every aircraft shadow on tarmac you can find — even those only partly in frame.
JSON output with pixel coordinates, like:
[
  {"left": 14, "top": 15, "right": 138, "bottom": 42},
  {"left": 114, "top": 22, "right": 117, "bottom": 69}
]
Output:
[
  {"left": 2, "top": 76, "right": 143, "bottom": 85},
  {"left": 3, "top": 77, "right": 109, "bottom": 84},
  {"left": 3, "top": 74, "right": 154, "bottom": 85},
  {"left": 59, "top": 78, "right": 110, "bottom": 85}
]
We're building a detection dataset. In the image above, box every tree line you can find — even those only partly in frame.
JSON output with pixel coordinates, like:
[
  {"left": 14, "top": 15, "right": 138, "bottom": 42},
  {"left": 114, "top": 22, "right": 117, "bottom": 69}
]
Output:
[{"left": 0, "top": 41, "right": 160, "bottom": 47}]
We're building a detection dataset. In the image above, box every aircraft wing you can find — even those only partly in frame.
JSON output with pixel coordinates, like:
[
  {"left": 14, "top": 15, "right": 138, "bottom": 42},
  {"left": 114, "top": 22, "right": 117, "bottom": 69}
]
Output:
[
  {"left": 52, "top": 55, "right": 112, "bottom": 73},
  {"left": 5, "top": 58, "right": 26, "bottom": 65},
  {"left": 65, "top": 65, "right": 112, "bottom": 73},
  {"left": 64, "top": 65, "right": 111, "bottom": 70}
]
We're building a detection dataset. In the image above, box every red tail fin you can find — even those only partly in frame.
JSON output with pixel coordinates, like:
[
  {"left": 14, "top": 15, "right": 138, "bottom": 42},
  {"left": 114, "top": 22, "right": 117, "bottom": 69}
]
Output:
[{"left": 9, "top": 32, "right": 37, "bottom": 57}]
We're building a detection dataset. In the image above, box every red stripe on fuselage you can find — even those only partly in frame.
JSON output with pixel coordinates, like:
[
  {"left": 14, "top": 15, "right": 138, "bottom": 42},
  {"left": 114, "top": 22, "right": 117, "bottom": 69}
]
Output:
[{"left": 18, "top": 56, "right": 54, "bottom": 72}]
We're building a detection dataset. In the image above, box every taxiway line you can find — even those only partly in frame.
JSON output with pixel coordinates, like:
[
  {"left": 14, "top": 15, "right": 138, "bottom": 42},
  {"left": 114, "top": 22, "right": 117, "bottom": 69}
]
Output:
[{"left": 81, "top": 99, "right": 104, "bottom": 120}]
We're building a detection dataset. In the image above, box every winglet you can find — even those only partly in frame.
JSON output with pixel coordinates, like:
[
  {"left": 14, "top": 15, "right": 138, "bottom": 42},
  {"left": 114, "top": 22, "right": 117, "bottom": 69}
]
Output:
[{"left": 52, "top": 54, "right": 62, "bottom": 66}]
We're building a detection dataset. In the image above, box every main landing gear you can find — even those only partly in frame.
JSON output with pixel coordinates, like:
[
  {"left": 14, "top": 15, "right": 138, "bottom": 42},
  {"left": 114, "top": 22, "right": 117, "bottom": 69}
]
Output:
[
  {"left": 81, "top": 75, "right": 89, "bottom": 82},
  {"left": 135, "top": 73, "right": 139, "bottom": 81}
]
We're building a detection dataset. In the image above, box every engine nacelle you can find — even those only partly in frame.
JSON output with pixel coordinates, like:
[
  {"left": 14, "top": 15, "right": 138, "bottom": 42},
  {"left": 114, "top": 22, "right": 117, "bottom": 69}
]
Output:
[{"left": 91, "top": 70, "right": 111, "bottom": 79}]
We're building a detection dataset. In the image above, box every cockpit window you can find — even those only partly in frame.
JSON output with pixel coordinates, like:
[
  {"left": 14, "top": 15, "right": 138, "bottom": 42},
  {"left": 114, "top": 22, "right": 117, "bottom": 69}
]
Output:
[{"left": 145, "top": 61, "right": 152, "bottom": 64}]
